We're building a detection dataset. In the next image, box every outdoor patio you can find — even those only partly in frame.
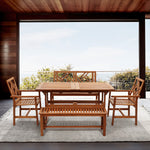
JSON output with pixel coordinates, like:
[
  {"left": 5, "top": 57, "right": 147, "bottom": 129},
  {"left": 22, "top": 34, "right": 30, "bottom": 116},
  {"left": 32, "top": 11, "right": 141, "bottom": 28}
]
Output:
[{"left": 1, "top": 0, "right": 150, "bottom": 149}]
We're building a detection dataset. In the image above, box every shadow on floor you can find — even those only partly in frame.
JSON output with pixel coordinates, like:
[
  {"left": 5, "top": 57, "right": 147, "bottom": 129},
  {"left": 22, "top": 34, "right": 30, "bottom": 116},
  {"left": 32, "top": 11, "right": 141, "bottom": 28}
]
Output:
[{"left": 0, "top": 99, "right": 12, "bottom": 117}]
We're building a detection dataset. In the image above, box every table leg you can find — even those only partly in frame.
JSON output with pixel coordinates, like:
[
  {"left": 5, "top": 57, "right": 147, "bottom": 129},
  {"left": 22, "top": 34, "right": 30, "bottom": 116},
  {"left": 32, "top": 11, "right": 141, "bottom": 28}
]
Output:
[
  {"left": 103, "top": 92, "right": 108, "bottom": 108},
  {"left": 50, "top": 92, "right": 54, "bottom": 102},
  {"left": 98, "top": 92, "right": 100, "bottom": 102},
  {"left": 43, "top": 92, "right": 48, "bottom": 106},
  {"left": 101, "top": 92, "right": 104, "bottom": 103}
]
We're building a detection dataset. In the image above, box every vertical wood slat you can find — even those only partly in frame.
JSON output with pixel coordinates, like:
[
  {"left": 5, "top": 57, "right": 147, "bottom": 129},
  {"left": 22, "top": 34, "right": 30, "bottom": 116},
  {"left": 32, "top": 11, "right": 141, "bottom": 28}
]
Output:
[{"left": 0, "top": 13, "right": 18, "bottom": 99}]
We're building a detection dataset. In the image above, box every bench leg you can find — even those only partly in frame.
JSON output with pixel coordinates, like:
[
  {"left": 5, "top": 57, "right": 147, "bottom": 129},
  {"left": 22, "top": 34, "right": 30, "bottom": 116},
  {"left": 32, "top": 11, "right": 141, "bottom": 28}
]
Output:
[
  {"left": 112, "top": 104, "right": 115, "bottom": 126},
  {"left": 40, "top": 115, "right": 44, "bottom": 136},
  {"left": 19, "top": 106, "right": 22, "bottom": 116},
  {"left": 103, "top": 115, "right": 106, "bottom": 136},
  {"left": 35, "top": 104, "right": 39, "bottom": 126}
]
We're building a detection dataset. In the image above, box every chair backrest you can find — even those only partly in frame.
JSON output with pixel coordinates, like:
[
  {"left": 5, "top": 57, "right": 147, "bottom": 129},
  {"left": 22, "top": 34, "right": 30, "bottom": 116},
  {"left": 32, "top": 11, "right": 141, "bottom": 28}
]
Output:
[
  {"left": 130, "top": 77, "right": 144, "bottom": 97},
  {"left": 6, "top": 77, "right": 19, "bottom": 97},
  {"left": 53, "top": 71, "right": 96, "bottom": 82}
]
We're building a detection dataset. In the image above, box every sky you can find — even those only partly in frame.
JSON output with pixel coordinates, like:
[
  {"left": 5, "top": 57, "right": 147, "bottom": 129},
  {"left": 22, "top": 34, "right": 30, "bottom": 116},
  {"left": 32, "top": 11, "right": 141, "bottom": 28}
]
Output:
[{"left": 20, "top": 21, "right": 150, "bottom": 78}]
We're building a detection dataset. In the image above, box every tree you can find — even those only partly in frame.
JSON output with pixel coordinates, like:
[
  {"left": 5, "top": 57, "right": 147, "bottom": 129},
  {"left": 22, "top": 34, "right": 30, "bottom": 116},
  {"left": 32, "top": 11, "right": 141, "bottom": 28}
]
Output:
[
  {"left": 37, "top": 68, "right": 54, "bottom": 82},
  {"left": 110, "top": 71, "right": 138, "bottom": 90},
  {"left": 20, "top": 75, "right": 40, "bottom": 90},
  {"left": 20, "top": 65, "right": 72, "bottom": 89}
]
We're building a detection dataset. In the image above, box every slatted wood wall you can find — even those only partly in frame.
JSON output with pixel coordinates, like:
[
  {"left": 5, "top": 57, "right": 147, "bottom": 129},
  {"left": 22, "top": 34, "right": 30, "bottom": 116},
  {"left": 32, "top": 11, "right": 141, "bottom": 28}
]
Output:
[{"left": 0, "top": 13, "right": 19, "bottom": 99}]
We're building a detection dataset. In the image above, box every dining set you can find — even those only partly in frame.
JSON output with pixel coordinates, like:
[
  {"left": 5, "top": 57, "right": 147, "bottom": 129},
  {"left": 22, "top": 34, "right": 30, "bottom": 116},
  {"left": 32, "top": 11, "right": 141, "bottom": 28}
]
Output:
[{"left": 6, "top": 71, "right": 144, "bottom": 136}]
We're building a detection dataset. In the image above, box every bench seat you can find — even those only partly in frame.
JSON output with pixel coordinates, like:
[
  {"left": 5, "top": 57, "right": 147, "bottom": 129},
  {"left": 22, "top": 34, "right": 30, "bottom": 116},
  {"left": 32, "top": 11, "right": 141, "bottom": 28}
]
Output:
[{"left": 39, "top": 103, "right": 107, "bottom": 136}]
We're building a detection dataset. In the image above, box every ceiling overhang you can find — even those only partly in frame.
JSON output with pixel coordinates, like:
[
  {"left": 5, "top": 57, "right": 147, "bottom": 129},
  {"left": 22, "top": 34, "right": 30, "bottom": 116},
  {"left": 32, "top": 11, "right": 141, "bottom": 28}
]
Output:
[{"left": 0, "top": 0, "right": 150, "bottom": 19}]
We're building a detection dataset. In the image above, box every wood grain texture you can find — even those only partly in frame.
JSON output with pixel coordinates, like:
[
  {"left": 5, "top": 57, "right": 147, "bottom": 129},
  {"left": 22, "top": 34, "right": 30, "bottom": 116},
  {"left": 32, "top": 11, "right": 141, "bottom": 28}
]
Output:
[
  {"left": 0, "top": 13, "right": 18, "bottom": 99},
  {"left": 36, "top": 82, "right": 114, "bottom": 92},
  {"left": 0, "top": 0, "right": 150, "bottom": 13},
  {"left": 39, "top": 104, "right": 107, "bottom": 136}
]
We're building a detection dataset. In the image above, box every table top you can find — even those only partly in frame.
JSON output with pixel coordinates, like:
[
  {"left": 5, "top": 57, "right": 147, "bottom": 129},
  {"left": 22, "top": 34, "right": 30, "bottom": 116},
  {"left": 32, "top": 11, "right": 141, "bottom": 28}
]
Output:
[{"left": 36, "top": 82, "right": 114, "bottom": 92}]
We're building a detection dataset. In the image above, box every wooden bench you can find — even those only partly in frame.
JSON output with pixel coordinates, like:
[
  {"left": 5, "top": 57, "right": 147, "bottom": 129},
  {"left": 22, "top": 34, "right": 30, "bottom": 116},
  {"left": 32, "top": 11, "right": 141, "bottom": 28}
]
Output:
[
  {"left": 53, "top": 71, "right": 97, "bottom": 82},
  {"left": 48, "top": 71, "right": 99, "bottom": 103},
  {"left": 39, "top": 103, "right": 107, "bottom": 136}
]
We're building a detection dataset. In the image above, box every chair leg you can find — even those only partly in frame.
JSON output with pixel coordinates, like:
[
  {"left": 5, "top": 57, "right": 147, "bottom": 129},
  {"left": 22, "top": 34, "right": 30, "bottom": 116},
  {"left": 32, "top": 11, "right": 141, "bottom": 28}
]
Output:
[
  {"left": 39, "top": 100, "right": 41, "bottom": 108},
  {"left": 101, "top": 117, "right": 103, "bottom": 129},
  {"left": 13, "top": 106, "right": 16, "bottom": 126},
  {"left": 107, "top": 100, "right": 110, "bottom": 117},
  {"left": 35, "top": 104, "right": 39, "bottom": 126},
  {"left": 135, "top": 105, "right": 138, "bottom": 125},
  {"left": 112, "top": 104, "right": 115, "bottom": 126}
]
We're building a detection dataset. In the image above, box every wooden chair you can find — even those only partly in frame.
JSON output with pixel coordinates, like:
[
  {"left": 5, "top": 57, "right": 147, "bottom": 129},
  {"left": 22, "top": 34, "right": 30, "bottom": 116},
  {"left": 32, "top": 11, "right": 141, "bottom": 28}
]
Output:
[
  {"left": 107, "top": 77, "right": 144, "bottom": 125},
  {"left": 6, "top": 77, "right": 41, "bottom": 126}
]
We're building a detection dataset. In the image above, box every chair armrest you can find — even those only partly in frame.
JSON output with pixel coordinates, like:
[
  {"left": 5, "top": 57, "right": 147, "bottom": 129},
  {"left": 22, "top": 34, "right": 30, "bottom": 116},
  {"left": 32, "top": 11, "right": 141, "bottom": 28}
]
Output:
[
  {"left": 19, "top": 90, "right": 41, "bottom": 97},
  {"left": 11, "top": 95, "right": 21, "bottom": 98},
  {"left": 111, "top": 90, "right": 131, "bottom": 92},
  {"left": 11, "top": 95, "right": 39, "bottom": 98},
  {"left": 111, "top": 95, "right": 139, "bottom": 98},
  {"left": 19, "top": 90, "right": 38, "bottom": 92},
  {"left": 20, "top": 95, "right": 39, "bottom": 98},
  {"left": 109, "top": 90, "right": 132, "bottom": 97}
]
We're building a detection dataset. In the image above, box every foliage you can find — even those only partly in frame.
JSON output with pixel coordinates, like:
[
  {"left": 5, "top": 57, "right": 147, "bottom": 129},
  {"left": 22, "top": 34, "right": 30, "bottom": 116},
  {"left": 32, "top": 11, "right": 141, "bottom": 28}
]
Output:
[
  {"left": 57, "top": 64, "right": 73, "bottom": 82},
  {"left": 110, "top": 67, "right": 150, "bottom": 90},
  {"left": 20, "top": 75, "right": 40, "bottom": 90},
  {"left": 20, "top": 65, "right": 72, "bottom": 89},
  {"left": 37, "top": 68, "right": 54, "bottom": 82},
  {"left": 110, "top": 71, "right": 138, "bottom": 90},
  {"left": 59, "top": 64, "right": 72, "bottom": 71}
]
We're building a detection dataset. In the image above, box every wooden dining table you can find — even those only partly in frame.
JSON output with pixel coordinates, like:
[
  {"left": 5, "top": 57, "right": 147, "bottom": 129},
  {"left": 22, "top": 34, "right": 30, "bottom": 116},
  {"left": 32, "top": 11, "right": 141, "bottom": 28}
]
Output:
[
  {"left": 36, "top": 82, "right": 114, "bottom": 107},
  {"left": 37, "top": 82, "right": 114, "bottom": 136}
]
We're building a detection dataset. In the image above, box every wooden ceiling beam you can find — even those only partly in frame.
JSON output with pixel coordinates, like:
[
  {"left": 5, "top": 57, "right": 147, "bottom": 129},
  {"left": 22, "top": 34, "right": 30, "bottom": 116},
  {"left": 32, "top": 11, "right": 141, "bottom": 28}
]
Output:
[{"left": 18, "top": 12, "right": 141, "bottom": 22}]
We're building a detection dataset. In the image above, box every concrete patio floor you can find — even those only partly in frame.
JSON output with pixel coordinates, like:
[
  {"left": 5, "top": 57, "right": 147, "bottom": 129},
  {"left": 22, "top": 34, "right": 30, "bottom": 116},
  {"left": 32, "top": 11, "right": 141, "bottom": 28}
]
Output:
[{"left": 0, "top": 98, "right": 150, "bottom": 149}]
